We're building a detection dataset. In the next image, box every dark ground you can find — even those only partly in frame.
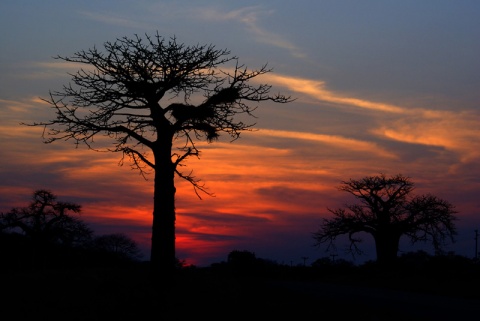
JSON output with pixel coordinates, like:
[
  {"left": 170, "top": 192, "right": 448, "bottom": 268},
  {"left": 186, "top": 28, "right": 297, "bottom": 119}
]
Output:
[{"left": 2, "top": 263, "right": 479, "bottom": 321}]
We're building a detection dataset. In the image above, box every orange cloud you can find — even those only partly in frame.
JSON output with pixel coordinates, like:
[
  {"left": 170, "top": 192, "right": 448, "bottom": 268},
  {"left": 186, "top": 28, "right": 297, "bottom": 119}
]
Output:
[
  {"left": 374, "top": 109, "right": 480, "bottom": 166},
  {"left": 255, "top": 73, "right": 480, "bottom": 169},
  {"left": 254, "top": 128, "right": 397, "bottom": 159},
  {"left": 262, "top": 74, "right": 406, "bottom": 113}
]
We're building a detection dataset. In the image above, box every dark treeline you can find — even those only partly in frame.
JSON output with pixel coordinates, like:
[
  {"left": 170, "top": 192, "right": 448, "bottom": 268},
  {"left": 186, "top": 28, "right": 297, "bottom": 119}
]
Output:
[
  {"left": 3, "top": 205, "right": 480, "bottom": 291},
  {"left": 3, "top": 225, "right": 479, "bottom": 298},
  {"left": 0, "top": 230, "right": 143, "bottom": 272},
  {"left": 2, "top": 225, "right": 480, "bottom": 320},
  {"left": 0, "top": 189, "right": 144, "bottom": 272}
]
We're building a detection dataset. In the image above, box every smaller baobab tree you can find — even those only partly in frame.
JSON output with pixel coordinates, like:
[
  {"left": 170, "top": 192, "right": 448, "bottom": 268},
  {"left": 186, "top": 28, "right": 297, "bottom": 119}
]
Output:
[
  {"left": 0, "top": 189, "right": 93, "bottom": 268},
  {"left": 0, "top": 189, "right": 92, "bottom": 246},
  {"left": 92, "top": 233, "right": 143, "bottom": 261},
  {"left": 312, "top": 173, "right": 458, "bottom": 265}
]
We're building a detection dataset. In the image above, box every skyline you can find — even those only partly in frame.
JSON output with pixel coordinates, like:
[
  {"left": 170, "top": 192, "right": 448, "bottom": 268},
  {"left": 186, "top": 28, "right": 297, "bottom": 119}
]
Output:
[{"left": 1, "top": 1, "right": 479, "bottom": 266}]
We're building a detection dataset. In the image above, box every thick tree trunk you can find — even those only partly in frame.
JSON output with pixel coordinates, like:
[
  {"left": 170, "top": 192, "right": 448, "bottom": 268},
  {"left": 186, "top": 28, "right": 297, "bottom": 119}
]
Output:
[
  {"left": 374, "top": 230, "right": 401, "bottom": 265},
  {"left": 150, "top": 139, "right": 176, "bottom": 281}
]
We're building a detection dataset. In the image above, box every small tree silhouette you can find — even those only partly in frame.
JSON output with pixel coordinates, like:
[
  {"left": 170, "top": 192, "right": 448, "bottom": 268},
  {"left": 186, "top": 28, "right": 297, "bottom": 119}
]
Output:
[
  {"left": 0, "top": 189, "right": 92, "bottom": 268},
  {"left": 92, "top": 233, "right": 143, "bottom": 261},
  {"left": 227, "top": 249, "right": 257, "bottom": 265},
  {"left": 313, "top": 173, "right": 458, "bottom": 265}
]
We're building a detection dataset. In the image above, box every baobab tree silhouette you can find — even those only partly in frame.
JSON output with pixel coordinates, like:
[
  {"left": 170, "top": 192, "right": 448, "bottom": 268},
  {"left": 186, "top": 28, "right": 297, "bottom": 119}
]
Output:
[{"left": 26, "top": 33, "right": 292, "bottom": 280}]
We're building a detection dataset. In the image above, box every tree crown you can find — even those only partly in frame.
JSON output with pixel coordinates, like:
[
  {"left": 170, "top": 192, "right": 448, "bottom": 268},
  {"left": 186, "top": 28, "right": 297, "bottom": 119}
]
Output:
[{"left": 27, "top": 33, "right": 292, "bottom": 193}]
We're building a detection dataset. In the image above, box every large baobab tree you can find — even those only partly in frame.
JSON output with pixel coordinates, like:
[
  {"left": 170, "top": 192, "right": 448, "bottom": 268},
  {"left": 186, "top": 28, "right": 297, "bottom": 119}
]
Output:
[
  {"left": 313, "top": 173, "right": 458, "bottom": 265},
  {"left": 27, "top": 33, "right": 291, "bottom": 279}
]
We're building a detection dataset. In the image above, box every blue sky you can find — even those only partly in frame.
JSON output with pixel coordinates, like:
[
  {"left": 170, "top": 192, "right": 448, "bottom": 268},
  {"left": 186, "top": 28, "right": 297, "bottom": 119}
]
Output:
[{"left": 1, "top": 1, "right": 479, "bottom": 266}]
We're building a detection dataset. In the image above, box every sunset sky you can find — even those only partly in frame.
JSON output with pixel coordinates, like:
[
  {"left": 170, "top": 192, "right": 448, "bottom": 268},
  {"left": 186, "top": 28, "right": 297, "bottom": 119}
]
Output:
[{"left": 1, "top": 1, "right": 479, "bottom": 267}]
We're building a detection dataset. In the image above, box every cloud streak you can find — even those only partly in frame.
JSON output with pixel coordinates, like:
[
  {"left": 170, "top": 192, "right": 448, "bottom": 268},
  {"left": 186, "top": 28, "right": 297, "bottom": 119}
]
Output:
[
  {"left": 78, "top": 10, "right": 152, "bottom": 30},
  {"left": 255, "top": 128, "right": 397, "bottom": 159},
  {"left": 263, "top": 74, "right": 406, "bottom": 113},
  {"left": 197, "top": 6, "right": 306, "bottom": 59}
]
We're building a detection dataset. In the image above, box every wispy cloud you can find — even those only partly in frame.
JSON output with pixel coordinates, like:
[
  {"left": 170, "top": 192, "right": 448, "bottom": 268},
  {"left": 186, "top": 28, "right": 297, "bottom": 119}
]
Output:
[
  {"left": 78, "top": 3, "right": 306, "bottom": 62},
  {"left": 374, "top": 110, "right": 480, "bottom": 165},
  {"left": 35, "top": 61, "right": 88, "bottom": 70},
  {"left": 255, "top": 128, "right": 397, "bottom": 159},
  {"left": 78, "top": 10, "right": 152, "bottom": 30},
  {"left": 14, "top": 61, "right": 92, "bottom": 80},
  {"left": 197, "top": 6, "right": 306, "bottom": 59},
  {"left": 263, "top": 74, "right": 406, "bottom": 113}
]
